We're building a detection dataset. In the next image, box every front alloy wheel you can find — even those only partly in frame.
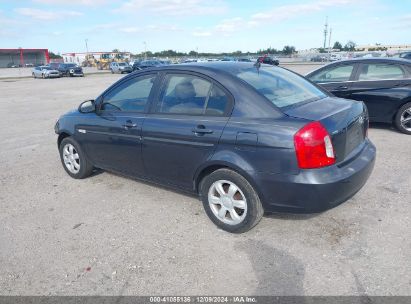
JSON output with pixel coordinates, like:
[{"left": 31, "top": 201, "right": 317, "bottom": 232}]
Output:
[
  {"left": 59, "top": 137, "right": 93, "bottom": 179},
  {"left": 62, "top": 143, "right": 80, "bottom": 174}
]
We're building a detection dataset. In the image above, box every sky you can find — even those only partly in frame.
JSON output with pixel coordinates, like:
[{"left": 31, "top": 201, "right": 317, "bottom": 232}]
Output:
[{"left": 0, "top": 0, "right": 410, "bottom": 54}]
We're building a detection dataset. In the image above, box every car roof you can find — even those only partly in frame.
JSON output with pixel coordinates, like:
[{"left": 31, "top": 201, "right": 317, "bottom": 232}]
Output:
[
  {"left": 306, "top": 57, "right": 411, "bottom": 76},
  {"left": 325, "top": 57, "right": 411, "bottom": 65},
  {"left": 143, "top": 61, "right": 269, "bottom": 74}
]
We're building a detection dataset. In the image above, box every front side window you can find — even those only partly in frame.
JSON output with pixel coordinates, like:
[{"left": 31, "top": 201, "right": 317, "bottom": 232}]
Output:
[
  {"left": 358, "top": 64, "right": 405, "bottom": 80},
  {"left": 101, "top": 74, "right": 156, "bottom": 112},
  {"left": 235, "top": 66, "right": 327, "bottom": 108},
  {"left": 310, "top": 64, "right": 354, "bottom": 83},
  {"left": 156, "top": 74, "right": 229, "bottom": 115}
]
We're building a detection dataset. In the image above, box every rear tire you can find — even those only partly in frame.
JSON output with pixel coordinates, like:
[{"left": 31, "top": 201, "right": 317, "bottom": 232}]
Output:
[
  {"left": 59, "top": 137, "right": 94, "bottom": 179},
  {"left": 200, "top": 168, "right": 264, "bottom": 233},
  {"left": 32, "top": 73, "right": 36, "bottom": 79},
  {"left": 394, "top": 102, "right": 411, "bottom": 135}
]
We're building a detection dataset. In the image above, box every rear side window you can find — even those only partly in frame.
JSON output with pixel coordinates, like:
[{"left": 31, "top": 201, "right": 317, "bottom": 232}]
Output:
[
  {"left": 310, "top": 65, "right": 354, "bottom": 83},
  {"left": 101, "top": 74, "right": 156, "bottom": 112},
  {"left": 236, "top": 66, "right": 327, "bottom": 108},
  {"left": 155, "top": 74, "right": 229, "bottom": 116},
  {"left": 358, "top": 64, "right": 405, "bottom": 80}
]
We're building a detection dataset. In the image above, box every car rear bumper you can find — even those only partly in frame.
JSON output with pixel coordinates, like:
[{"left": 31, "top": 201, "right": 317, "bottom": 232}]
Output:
[{"left": 255, "top": 139, "right": 376, "bottom": 213}]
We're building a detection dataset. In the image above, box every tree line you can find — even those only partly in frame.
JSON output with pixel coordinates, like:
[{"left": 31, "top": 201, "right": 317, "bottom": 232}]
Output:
[
  {"left": 50, "top": 40, "right": 358, "bottom": 60},
  {"left": 128, "top": 45, "right": 298, "bottom": 58}
]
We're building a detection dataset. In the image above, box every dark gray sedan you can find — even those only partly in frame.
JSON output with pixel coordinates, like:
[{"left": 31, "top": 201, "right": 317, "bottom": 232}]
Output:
[{"left": 55, "top": 62, "right": 376, "bottom": 233}]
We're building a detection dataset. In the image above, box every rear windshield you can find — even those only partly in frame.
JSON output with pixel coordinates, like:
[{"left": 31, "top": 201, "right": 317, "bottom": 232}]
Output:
[
  {"left": 118, "top": 63, "right": 127, "bottom": 66},
  {"left": 234, "top": 65, "right": 327, "bottom": 108}
]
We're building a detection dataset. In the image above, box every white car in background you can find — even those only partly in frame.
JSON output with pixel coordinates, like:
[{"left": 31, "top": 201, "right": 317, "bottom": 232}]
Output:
[
  {"left": 32, "top": 66, "right": 60, "bottom": 79},
  {"left": 329, "top": 53, "right": 343, "bottom": 61}
]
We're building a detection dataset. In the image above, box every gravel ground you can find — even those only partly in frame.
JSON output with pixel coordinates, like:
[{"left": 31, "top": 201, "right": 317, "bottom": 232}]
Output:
[{"left": 0, "top": 71, "right": 410, "bottom": 296}]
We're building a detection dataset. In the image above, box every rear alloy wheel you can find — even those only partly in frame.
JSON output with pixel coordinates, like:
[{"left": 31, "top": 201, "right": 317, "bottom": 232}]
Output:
[
  {"left": 395, "top": 102, "right": 411, "bottom": 135},
  {"left": 200, "top": 169, "right": 264, "bottom": 233},
  {"left": 59, "top": 137, "right": 93, "bottom": 179}
]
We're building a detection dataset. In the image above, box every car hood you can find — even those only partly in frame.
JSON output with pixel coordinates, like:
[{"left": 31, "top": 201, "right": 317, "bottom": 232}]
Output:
[{"left": 60, "top": 109, "right": 79, "bottom": 118}]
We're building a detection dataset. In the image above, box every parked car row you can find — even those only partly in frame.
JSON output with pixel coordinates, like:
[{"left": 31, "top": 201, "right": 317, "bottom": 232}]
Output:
[{"left": 32, "top": 63, "right": 84, "bottom": 79}]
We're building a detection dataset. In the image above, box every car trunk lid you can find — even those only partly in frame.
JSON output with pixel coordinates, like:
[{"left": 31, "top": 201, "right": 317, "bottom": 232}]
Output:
[{"left": 284, "top": 97, "right": 368, "bottom": 163}]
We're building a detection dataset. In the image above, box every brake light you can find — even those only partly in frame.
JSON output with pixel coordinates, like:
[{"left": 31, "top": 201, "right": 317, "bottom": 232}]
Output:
[{"left": 294, "top": 121, "right": 335, "bottom": 169}]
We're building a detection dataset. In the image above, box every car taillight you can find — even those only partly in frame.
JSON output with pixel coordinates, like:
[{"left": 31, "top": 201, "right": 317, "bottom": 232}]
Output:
[{"left": 294, "top": 121, "right": 335, "bottom": 169}]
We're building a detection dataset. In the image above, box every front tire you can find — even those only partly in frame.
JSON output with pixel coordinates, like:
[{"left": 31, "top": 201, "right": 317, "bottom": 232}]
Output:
[
  {"left": 394, "top": 102, "right": 411, "bottom": 135},
  {"left": 59, "top": 137, "right": 94, "bottom": 179},
  {"left": 200, "top": 169, "right": 264, "bottom": 233}
]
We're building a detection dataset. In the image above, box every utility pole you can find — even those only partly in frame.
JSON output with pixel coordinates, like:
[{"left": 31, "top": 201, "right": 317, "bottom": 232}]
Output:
[
  {"left": 328, "top": 27, "right": 332, "bottom": 61},
  {"left": 85, "top": 39, "right": 89, "bottom": 64},
  {"left": 323, "top": 16, "right": 328, "bottom": 49},
  {"left": 143, "top": 41, "right": 147, "bottom": 60}
]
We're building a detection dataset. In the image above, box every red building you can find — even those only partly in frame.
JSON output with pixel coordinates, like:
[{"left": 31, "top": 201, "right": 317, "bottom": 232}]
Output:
[{"left": 0, "top": 48, "right": 49, "bottom": 68}]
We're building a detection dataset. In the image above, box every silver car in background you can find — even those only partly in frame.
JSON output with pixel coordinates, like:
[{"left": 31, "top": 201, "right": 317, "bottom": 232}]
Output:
[
  {"left": 110, "top": 62, "right": 132, "bottom": 74},
  {"left": 32, "top": 66, "right": 60, "bottom": 79}
]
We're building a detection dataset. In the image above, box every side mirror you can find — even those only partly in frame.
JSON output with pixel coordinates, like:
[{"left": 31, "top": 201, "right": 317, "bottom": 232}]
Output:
[{"left": 78, "top": 100, "right": 96, "bottom": 113}]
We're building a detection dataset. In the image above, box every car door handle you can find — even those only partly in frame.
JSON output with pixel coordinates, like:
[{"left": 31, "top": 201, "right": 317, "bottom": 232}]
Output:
[
  {"left": 336, "top": 85, "right": 348, "bottom": 90},
  {"left": 123, "top": 120, "right": 137, "bottom": 129},
  {"left": 192, "top": 126, "right": 213, "bottom": 135}
]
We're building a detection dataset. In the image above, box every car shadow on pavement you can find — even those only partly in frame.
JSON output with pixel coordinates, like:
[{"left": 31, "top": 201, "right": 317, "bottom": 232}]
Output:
[
  {"left": 369, "top": 122, "right": 399, "bottom": 133},
  {"left": 90, "top": 168, "right": 105, "bottom": 177},
  {"left": 264, "top": 212, "right": 319, "bottom": 221},
  {"left": 235, "top": 239, "right": 305, "bottom": 296},
  {"left": 100, "top": 170, "right": 200, "bottom": 199}
]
